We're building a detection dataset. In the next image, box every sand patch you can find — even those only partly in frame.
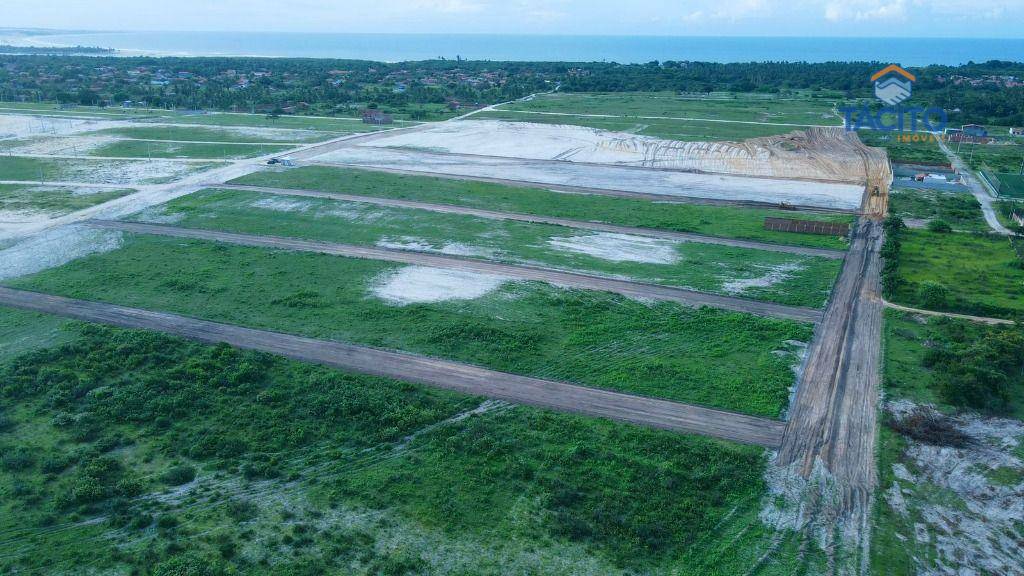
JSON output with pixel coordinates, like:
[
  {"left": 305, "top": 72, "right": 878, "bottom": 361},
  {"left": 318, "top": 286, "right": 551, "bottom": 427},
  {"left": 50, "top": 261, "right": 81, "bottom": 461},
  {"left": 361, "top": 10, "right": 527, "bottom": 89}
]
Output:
[
  {"left": 57, "top": 159, "right": 213, "bottom": 185},
  {"left": 882, "top": 401, "right": 1024, "bottom": 575},
  {"left": 376, "top": 236, "right": 495, "bottom": 259},
  {"left": 6, "top": 134, "right": 120, "bottom": 155},
  {"left": 0, "top": 114, "right": 90, "bottom": 139},
  {"left": 371, "top": 266, "right": 508, "bottom": 305},
  {"left": 547, "top": 232, "right": 679, "bottom": 264},
  {"left": 0, "top": 224, "right": 123, "bottom": 281},
  {"left": 250, "top": 197, "right": 317, "bottom": 212},
  {"left": 722, "top": 262, "right": 804, "bottom": 294}
]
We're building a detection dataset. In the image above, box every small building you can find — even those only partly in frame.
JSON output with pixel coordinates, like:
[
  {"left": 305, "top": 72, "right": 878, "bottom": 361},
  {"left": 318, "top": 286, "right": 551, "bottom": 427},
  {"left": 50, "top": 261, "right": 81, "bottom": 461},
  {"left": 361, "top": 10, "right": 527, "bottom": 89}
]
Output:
[
  {"left": 362, "top": 109, "right": 393, "bottom": 125},
  {"left": 1010, "top": 127, "right": 1024, "bottom": 137},
  {"left": 962, "top": 124, "right": 988, "bottom": 138}
]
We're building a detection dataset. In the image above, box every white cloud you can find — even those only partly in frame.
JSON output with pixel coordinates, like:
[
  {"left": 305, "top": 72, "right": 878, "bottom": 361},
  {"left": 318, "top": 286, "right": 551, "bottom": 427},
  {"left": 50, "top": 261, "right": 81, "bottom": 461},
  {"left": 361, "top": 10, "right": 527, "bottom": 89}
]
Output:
[{"left": 824, "top": 0, "right": 907, "bottom": 22}]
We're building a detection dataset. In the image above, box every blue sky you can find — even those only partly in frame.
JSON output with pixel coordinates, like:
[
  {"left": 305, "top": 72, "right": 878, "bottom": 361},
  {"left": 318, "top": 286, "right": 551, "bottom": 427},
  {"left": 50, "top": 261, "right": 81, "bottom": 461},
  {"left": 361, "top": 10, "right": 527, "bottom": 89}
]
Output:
[{"left": 4, "top": 0, "right": 1023, "bottom": 38}]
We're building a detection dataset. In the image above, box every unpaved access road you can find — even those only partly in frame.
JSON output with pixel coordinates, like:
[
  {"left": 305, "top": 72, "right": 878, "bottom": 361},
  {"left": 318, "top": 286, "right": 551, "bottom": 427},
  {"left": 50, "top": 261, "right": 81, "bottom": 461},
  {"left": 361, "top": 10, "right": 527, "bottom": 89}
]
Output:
[
  {"left": 220, "top": 184, "right": 847, "bottom": 259},
  {"left": 86, "top": 219, "right": 824, "bottom": 323},
  {"left": 0, "top": 286, "right": 787, "bottom": 447},
  {"left": 778, "top": 218, "right": 883, "bottom": 509}
]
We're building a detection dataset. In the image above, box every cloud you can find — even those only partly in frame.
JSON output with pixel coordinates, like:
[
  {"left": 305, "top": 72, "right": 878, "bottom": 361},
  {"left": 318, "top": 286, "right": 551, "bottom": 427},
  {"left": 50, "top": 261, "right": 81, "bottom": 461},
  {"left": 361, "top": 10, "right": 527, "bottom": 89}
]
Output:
[
  {"left": 824, "top": 0, "right": 907, "bottom": 22},
  {"left": 405, "top": 0, "right": 486, "bottom": 14},
  {"left": 681, "top": 0, "right": 772, "bottom": 23}
]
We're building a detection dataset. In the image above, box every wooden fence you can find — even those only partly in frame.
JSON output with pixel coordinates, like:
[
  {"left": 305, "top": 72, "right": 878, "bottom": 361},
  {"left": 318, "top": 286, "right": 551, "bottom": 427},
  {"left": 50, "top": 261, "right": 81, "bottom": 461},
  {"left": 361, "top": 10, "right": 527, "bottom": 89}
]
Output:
[{"left": 764, "top": 217, "right": 851, "bottom": 237}]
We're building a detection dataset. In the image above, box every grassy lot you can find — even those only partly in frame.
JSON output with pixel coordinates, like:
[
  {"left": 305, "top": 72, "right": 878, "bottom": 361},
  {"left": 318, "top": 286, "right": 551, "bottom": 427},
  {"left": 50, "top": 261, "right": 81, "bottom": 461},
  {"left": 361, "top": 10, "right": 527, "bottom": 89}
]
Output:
[
  {"left": 473, "top": 109, "right": 804, "bottom": 141},
  {"left": 0, "top": 316, "right": 801, "bottom": 574},
  {"left": 891, "top": 229, "right": 1024, "bottom": 318},
  {"left": 498, "top": 92, "right": 842, "bottom": 124},
  {"left": 137, "top": 112, "right": 402, "bottom": 132},
  {"left": 5, "top": 234, "right": 811, "bottom": 416},
  {"left": 887, "top": 188, "right": 987, "bottom": 231},
  {"left": 141, "top": 188, "right": 841, "bottom": 308},
  {"left": 0, "top": 307, "right": 74, "bottom": 362},
  {"left": 961, "top": 141, "right": 1024, "bottom": 173},
  {"left": 231, "top": 167, "right": 853, "bottom": 250},
  {"left": 0, "top": 184, "right": 133, "bottom": 216},
  {"left": 0, "top": 156, "right": 222, "bottom": 185},
  {"left": 857, "top": 130, "right": 949, "bottom": 165},
  {"left": 94, "top": 125, "right": 328, "bottom": 143},
  {"left": 86, "top": 140, "right": 290, "bottom": 160}
]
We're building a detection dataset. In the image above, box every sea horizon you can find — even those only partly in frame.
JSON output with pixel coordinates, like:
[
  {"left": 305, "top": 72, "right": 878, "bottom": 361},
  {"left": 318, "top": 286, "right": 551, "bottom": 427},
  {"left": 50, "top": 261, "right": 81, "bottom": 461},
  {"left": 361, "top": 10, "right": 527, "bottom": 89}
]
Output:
[{"left": 2, "top": 29, "right": 1024, "bottom": 66}]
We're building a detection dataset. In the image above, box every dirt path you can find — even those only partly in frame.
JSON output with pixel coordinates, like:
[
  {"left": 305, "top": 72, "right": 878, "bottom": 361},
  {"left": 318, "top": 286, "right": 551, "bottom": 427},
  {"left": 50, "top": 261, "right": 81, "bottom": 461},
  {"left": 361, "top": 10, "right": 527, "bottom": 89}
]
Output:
[
  {"left": 307, "top": 161, "right": 857, "bottom": 214},
  {"left": 86, "top": 219, "right": 824, "bottom": 323},
  {"left": 937, "top": 138, "right": 1013, "bottom": 235},
  {"left": 221, "top": 184, "right": 847, "bottom": 259},
  {"left": 0, "top": 286, "right": 787, "bottom": 446},
  {"left": 883, "top": 299, "right": 1016, "bottom": 325}
]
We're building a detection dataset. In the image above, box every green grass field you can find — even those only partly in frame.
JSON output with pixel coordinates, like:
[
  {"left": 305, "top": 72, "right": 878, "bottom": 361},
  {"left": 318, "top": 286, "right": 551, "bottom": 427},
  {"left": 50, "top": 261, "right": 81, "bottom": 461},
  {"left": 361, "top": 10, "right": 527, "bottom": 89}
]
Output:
[
  {"left": 0, "top": 312, "right": 803, "bottom": 574},
  {"left": 94, "top": 125, "right": 329, "bottom": 143},
  {"left": 139, "top": 188, "right": 841, "bottom": 308},
  {"left": 86, "top": 140, "right": 290, "bottom": 160},
  {"left": 231, "top": 167, "right": 853, "bottom": 250},
  {"left": 4, "top": 234, "right": 811, "bottom": 416},
  {"left": 962, "top": 141, "right": 1024, "bottom": 173},
  {"left": 0, "top": 156, "right": 222, "bottom": 185},
  {"left": 0, "top": 184, "right": 134, "bottom": 216},
  {"left": 498, "top": 92, "right": 842, "bottom": 124},
  {"left": 856, "top": 130, "right": 949, "bottom": 165},
  {"left": 887, "top": 188, "right": 987, "bottom": 232},
  {"left": 892, "top": 229, "right": 1024, "bottom": 318}
]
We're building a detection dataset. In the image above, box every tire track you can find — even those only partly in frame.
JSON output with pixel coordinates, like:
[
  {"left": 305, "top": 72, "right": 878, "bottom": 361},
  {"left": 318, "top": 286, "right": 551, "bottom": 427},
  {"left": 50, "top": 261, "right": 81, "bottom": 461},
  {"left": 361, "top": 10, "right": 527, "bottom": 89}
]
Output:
[
  {"left": 0, "top": 286, "right": 787, "bottom": 447},
  {"left": 84, "top": 219, "right": 823, "bottom": 323},
  {"left": 219, "top": 184, "right": 846, "bottom": 259}
]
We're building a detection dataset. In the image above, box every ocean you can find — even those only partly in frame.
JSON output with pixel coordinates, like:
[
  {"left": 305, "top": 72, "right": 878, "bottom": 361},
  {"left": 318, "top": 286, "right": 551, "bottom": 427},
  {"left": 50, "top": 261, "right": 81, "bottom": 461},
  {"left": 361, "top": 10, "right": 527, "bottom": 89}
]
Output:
[{"left": 27, "top": 31, "right": 1024, "bottom": 66}]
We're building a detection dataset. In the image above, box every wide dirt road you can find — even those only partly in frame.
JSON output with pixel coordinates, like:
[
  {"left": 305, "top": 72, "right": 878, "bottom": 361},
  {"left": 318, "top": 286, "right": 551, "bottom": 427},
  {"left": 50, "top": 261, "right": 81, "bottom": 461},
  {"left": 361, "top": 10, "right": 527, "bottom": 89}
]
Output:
[
  {"left": 87, "top": 219, "right": 824, "bottom": 323},
  {"left": 221, "top": 184, "right": 846, "bottom": 259},
  {"left": 778, "top": 218, "right": 883, "bottom": 508},
  {"left": 0, "top": 286, "right": 786, "bottom": 447}
]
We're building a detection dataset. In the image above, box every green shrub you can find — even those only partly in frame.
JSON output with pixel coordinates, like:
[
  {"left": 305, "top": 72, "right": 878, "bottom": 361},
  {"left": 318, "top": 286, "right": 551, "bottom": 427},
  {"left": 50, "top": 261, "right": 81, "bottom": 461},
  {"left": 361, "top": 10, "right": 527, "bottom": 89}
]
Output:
[
  {"left": 0, "top": 446, "right": 36, "bottom": 472},
  {"left": 919, "top": 281, "right": 950, "bottom": 309},
  {"left": 927, "top": 219, "right": 952, "bottom": 233},
  {"left": 161, "top": 465, "right": 197, "bottom": 486}
]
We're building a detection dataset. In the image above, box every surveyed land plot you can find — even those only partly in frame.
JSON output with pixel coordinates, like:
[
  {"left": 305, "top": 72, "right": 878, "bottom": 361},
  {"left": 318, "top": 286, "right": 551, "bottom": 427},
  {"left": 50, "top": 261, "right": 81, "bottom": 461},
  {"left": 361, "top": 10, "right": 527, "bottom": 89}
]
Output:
[
  {"left": 4, "top": 233, "right": 813, "bottom": 417},
  {"left": 0, "top": 155, "right": 223, "bottom": 185},
  {"left": 0, "top": 305, "right": 801, "bottom": 575},
  {"left": 0, "top": 184, "right": 134, "bottom": 217},
  {"left": 232, "top": 166, "right": 854, "bottom": 250},
  {"left": 138, "top": 188, "right": 842, "bottom": 307},
  {"left": 94, "top": 125, "right": 333, "bottom": 144}
]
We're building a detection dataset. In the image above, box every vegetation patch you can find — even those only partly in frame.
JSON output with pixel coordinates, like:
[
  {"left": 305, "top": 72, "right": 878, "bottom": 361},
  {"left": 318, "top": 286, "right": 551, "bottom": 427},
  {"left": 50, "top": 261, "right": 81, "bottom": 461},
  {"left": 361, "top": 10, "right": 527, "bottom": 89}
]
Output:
[
  {"left": 889, "top": 227, "right": 1024, "bottom": 318},
  {"left": 5, "top": 234, "right": 811, "bottom": 416},
  {"left": 0, "top": 323, "right": 793, "bottom": 575},
  {"left": 887, "top": 188, "right": 987, "bottom": 231},
  {"left": 86, "top": 140, "right": 291, "bottom": 160}
]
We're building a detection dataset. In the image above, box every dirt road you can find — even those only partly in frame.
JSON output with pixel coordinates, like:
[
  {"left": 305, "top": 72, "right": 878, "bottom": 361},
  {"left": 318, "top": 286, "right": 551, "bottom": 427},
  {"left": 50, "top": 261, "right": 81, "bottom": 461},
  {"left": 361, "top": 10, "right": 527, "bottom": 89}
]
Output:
[
  {"left": 883, "top": 299, "right": 1016, "bottom": 325},
  {"left": 776, "top": 218, "right": 883, "bottom": 554},
  {"left": 220, "top": 184, "right": 847, "bottom": 259},
  {"left": 85, "top": 219, "right": 823, "bottom": 323},
  {"left": 0, "top": 286, "right": 786, "bottom": 447}
]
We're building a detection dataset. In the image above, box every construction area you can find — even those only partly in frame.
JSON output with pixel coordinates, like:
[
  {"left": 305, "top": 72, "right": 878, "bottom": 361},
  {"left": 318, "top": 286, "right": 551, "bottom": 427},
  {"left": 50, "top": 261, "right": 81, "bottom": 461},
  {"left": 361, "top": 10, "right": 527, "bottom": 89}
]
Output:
[{"left": 0, "top": 93, "right": 927, "bottom": 575}]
